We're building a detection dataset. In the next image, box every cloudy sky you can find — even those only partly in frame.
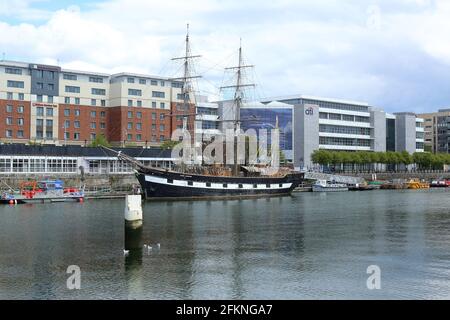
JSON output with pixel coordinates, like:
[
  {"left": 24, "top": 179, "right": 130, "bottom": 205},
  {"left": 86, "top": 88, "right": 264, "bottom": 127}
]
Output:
[{"left": 1, "top": 0, "right": 450, "bottom": 113}]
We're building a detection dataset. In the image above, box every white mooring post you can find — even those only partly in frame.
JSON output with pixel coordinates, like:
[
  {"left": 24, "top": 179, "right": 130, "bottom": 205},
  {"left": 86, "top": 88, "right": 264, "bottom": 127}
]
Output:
[{"left": 124, "top": 195, "right": 143, "bottom": 228}]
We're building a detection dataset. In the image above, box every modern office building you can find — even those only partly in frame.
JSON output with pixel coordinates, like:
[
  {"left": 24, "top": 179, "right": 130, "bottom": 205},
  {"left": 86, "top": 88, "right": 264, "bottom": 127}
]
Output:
[
  {"left": 0, "top": 60, "right": 186, "bottom": 146},
  {"left": 417, "top": 109, "right": 450, "bottom": 153},
  {"left": 238, "top": 95, "right": 424, "bottom": 168}
]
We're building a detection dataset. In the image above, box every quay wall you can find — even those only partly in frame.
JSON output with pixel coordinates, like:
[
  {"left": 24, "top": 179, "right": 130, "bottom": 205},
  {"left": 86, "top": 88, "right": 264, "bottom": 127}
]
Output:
[
  {"left": 344, "top": 172, "right": 450, "bottom": 181},
  {"left": 0, "top": 174, "right": 139, "bottom": 190}
]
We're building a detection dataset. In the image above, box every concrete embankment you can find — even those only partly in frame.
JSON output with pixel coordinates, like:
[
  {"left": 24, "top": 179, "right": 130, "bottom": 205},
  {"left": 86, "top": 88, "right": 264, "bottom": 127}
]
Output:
[{"left": 343, "top": 172, "right": 450, "bottom": 181}]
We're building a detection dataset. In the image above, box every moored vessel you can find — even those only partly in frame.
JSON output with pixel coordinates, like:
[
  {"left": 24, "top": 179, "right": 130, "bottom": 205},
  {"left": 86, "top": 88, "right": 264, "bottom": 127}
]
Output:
[{"left": 312, "top": 179, "right": 348, "bottom": 192}]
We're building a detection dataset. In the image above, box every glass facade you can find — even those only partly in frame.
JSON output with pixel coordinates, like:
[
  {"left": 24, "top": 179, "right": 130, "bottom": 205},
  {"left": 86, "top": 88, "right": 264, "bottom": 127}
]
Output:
[{"left": 240, "top": 108, "right": 293, "bottom": 154}]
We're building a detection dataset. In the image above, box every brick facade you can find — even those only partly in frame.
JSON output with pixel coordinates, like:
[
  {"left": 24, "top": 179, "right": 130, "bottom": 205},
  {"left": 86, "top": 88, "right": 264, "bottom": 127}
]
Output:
[{"left": 0, "top": 99, "right": 31, "bottom": 142}]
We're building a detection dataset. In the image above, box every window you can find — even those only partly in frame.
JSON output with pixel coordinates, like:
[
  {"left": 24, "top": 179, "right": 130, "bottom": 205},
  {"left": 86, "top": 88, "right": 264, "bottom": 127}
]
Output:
[
  {"left": 48, "top": 84, "right": 54, "bottom": 91},
  {"left": 36, "top": 107, "right": 44, "bottom": 116},
  {"left": 63, "top": 109, "right": 70, "bottom": 117},
  {"left": 159, "top": 124, "right": 165, "bottom": 131},
  {"left": 65, "top": 86, "right": 80, "bottom": 93},
  {"left": 74, "top": 109, "right": 80, "bottom": 117},
  {"left": 74, "top": 133, "right": 80, "bottom": 140},
  {"left": 188, "top": 181, "right": 193, "bottom": 186},
  {"left": 152, "top": 101, "right": 156, "bottom": 108},
  {"left": 127, "top": 122, "right": 133, "bottom": 130},
  {"left": 206, "top": 182, "right": 211, "bottom": 187},
  {"left": 64, "top": 132, "right": 70, "bottom": 140},
  {"left": 137, "top": 100, "right": 142, "bottom": 107},
  {"left": 279, "top": 184, "right": 283, "bottom": 188},
  {"left": 160, "top": 102, "right": 165, "bottom": 109},
  {"left": 46, "top": 108, "right": 53, "bottom": 117},
  {"left": 91, "top": 122, "right": 96, "bottom": 129},
  {"left": 167, "top": 179, "right": 173, "bottom": 184},
  {"left": 127, "top": 77, "right": 135, "bottom": 83},
  {"left": 151, "top": 135, "right": 156, "bottom": 142},
  {"left": 74, "top": 121, "right": 80, "bottom": 128},
  {"left": 17, "top": 130, "right": 24, "bottom": 138},
  {"left": 151, "top": 124, "right": 156, "bottom": 130},
  {"left": 223, "top": 183, "right": 228, "bottom": 188},
  {"left": 17, "top": 106, "right": 24, "bottom": 113},
  {"left": 36, "top": 119, "right": 44, "bottom": 127},
  {"left": 18, "top": 93, "right": 24, "bottom": 101},
  {"left": 90, "top": 133, "right": 96, "bottom": 140},
  {"left": 160, "top": 114, "right": 165, "bottom": 121},
  {"left": 127, "top": 134, "right": 132, "bottom": 140},
  {"left": 128, "top": 89, "right": 142, "bottom": 96},
  {"left": 238, "top": 184, "right": 243, "bottom": 188},
  {"left": 100, "top": 122, "right": 106, "bottom": 129},
  {"left": 47, "top": 71, "right": 55, "bottom": 79},
  {"left": 64, "top": 120, "right": 70, "bottom": 128},
  {"left": 7, "top": 80, "right": 24, "bottom": 88},
  {"left": 152, "top": 91, "right": 165, "bottom": 98},
  {"left": 37, "top": 95, "right": 43, "bottom": 102},
  {"left": 152, "top": 113, "right": 156, "bottom": 120},
  {"left": 91, "top": 99, "right": 96, "bottom": 106},
  {"left": 5, "top": 130, "right": 12, "bottom": 138},
  {"left": 37, "top": 82, "right": 44, "bottom": 89},
  {"left": 6, "top": 105, "right": 13, "bottom": 112},
  {"left": 91, "top": 88, "right": 106, "bottom": 95},
  {"left": 139, "top": 79, "right": 146, "bottom": 85},
  {"left": 46, "top": 119, "right": 53, "bottom": 127},
  {"left": 6, "top": 117, "right": 13, "bottom": 125},
  {"left": 136, "top": 134, "right": 142, "bottom": 141},
  {"left": 128, "top": 111, "right": 133, "bottom": 118},
  {"left": 7, "top": 92, "right": 13, "bottom": 100},
  {"left": 37, "top": 70, "right": 44, "bottom": 78},
  {"left": 17, "top": 118, "right": 24, "bottom": 126},
  {"left": 177, "top": 93, "right": 187, "bottom": 100},
  {"left": 75, "top": 97, "right": 80, "bottom": 105},
  {"left": 64, "top": 97, "right": 70, "bottom": 104},
  {"left": 128, "top": 100, "right": 133, "bottom": 107},
  {"left": 101, "top": 100, "right": 106, "bottom": 107},
  {"left": 91, "top": 111, "right": 97, "bottom": 118},
  {"left": 136, "top": 112, "right": 142, "bottom": 119},
  {"left": 253, "top": 184, "right": 258, "bottom": 188},
  {"left": 63, "top": 73, "right": 77, "bottom": 80},
  {"left": 89, "top": 76, "right": 104, "bottom": 83},
  {"left": 47, "top": 96, "right": 53, "bottom": 103},
  {"left": 5, "top": 67, "right": 22, "bottom": 75},
  {"left": 100, "top": 111, "right": 106, "bottom": 117},
  {"left": 151, "top": 80, "right": 157, "bottom": 86},
  {"left": 136, "top": 123, "right": 142, "bottom": 130}
]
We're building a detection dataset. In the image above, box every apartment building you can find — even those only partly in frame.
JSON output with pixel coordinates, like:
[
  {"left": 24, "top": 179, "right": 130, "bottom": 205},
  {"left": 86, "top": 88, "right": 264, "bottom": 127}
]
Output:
[
  {"left": 417, "top": 109, "right": 450, "bottom": 153},
  {"left": 0, "top": 60, "right": 185, "bottom": 146}
]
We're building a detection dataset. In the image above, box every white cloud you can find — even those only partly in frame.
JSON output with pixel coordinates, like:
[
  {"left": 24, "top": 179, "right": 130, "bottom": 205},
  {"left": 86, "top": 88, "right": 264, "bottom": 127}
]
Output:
[{"left": 1, "top": 0, "right": 450, "bottom": 112}]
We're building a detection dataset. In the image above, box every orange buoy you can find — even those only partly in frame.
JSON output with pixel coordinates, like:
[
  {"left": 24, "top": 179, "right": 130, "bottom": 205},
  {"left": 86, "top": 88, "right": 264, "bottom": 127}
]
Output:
[
  {"left": 9, "top": 199, "right": 14, "bottom": 205},
  {"left": 78, "top": 198, "right": 84, "bottom": 203}
]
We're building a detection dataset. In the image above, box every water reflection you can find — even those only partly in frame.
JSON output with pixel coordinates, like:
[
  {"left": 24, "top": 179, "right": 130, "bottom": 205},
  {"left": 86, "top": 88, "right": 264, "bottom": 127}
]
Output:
[{"left": 1, "top": 189, "right": 449, "bottom": 299}]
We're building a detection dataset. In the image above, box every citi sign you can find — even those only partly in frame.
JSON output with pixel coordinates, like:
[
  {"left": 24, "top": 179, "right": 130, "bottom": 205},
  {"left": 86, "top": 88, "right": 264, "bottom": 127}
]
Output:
[{"left": 305, "top": 107, "right": 314, "bottom": 116}]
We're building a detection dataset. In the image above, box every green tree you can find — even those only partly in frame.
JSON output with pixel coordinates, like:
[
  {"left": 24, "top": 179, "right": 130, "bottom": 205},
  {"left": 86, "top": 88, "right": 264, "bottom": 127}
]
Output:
[
  {"left": 160, "top": 140, "right": 181, "bottom": 150},
  {"left": 89, "top": 134, "right": 111, "bottom": 147}
]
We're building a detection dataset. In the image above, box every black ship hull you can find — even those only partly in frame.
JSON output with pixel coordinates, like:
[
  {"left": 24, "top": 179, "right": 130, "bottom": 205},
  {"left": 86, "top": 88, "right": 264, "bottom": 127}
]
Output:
[{"left": 136, "top": 167, "right": 304, "bottom": 200}]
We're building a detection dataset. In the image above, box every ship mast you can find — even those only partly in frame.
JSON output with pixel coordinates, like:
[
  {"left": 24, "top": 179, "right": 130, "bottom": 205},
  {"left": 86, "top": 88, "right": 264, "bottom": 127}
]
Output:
[
  {"left": 220, "top": 39, "right": 255, "bottom": 175},
  {"left": 170, "top": 24, "right": 202, "bottom": 134}
]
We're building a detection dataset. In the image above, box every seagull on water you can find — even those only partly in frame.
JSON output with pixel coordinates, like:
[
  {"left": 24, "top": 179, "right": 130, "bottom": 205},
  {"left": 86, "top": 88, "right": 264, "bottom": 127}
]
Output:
[{"left": 123, "top": 249, "right": 129, "bottom": 256}]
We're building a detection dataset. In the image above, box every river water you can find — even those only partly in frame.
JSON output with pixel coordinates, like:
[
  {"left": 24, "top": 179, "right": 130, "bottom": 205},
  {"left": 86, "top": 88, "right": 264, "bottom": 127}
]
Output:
[{"left": 0, "top": 189, "right": 449, "bottom": 300}]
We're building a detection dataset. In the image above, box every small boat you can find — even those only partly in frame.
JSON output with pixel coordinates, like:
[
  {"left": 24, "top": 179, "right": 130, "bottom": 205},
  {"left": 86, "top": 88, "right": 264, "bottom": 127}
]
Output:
[
  {"left": 406, "top": 179, "right": 430, "bottom": 189},
  {"left": 430, "top": 179, "right": 449, "bottom": 188},
  {"left": 312, "top": 180, "right": 348, "bottom": 192},
  {"left": 1, "top": 180, "right": 84, "bottom": 205}
]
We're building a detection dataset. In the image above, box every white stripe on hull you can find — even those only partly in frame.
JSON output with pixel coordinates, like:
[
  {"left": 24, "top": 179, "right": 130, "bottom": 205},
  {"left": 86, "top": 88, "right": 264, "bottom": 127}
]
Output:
[{"left": 144, "top": 174, "right": 293, "bottom": 190}]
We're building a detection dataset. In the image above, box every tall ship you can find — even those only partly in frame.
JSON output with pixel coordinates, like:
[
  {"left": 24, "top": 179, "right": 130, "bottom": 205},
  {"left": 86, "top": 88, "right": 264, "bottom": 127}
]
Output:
[{"left": 105, "top": 26, "right": 304, "bottom": 199}]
